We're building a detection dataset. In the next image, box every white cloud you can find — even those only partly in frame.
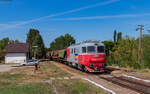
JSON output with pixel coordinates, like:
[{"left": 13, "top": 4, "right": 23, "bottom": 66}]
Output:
[
  {"left": 0, "top": 0, "right": 120, "bottom": 30},
  {"left": 50, "top": 13, "right": 150, "bottom": 21}
]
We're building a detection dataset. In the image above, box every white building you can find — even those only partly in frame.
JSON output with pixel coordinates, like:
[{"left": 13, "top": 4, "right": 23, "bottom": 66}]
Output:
[{"left": 5, "top": 43, "right": 30, "bottom": 63}]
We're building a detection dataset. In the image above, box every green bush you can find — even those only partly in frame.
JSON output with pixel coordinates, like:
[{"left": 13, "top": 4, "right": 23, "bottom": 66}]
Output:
[{"left": 106, "top": 35, "right": 150, "bottom": 69}]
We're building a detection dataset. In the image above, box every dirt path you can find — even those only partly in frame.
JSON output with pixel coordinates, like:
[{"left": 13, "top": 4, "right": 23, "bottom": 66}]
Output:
[
  {"left": 0, "top": 64, "right": 17, "bottom": 72},
  {"left": 52, "top": 61, "right": 139, "bottom": 94}
]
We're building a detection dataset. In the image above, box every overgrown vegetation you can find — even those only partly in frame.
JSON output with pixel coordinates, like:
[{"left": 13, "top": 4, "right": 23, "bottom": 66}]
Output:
[{"left": 104, "top": 30, "right": 150, "bottom": 69}]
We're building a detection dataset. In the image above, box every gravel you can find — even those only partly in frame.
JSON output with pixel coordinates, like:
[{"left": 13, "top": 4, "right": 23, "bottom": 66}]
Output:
[{"left": 0, "top": 64, "right": 17, "bottom": 72}]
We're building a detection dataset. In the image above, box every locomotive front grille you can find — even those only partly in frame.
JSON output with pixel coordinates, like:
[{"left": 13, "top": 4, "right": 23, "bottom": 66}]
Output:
[
  {"left": 89, "top": 64, "right": 94, "bottom": 68},
  {"left": 96, "top": 67, "right": 99, "bottom": 71}
]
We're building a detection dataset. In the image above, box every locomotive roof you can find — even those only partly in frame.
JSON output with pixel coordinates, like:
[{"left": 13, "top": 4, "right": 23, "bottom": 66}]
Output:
[{"left": 69, "top": 40, "right": 104, "bottom": 48}]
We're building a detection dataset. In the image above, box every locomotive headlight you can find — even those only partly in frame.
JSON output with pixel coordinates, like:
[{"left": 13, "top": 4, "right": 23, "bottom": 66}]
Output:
[
  {"left": 101, "top": 64, "right": 107, "bottom": 68},
  {"left": 89, "top": 64, "right": 94, "bottom": 68}
]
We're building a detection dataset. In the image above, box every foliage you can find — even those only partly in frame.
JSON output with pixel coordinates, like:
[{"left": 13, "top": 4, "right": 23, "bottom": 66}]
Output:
[
  {"left": 26, "top": 29, "right": 45, "bottom": 59},
  {"left": 63, "top": 34, "right": 76, "bottom": 48},
  {"left": 117, "top": 32, "right": 122, "bottom": 42},
  {"left": 45, "top": 48, "right": 51, "bottom": 52},
  {"left": 50, "top": 33, "right": 75, "bottom": 50},
  {"left": 0, "top": 38, "right": 19, "bottom": 62},
  {"left": 142, "top": 36, "right": 150, "bottom": 68},
  {"left": 26, "top": 29, "right": 39, "bottom": 45},
  {"left": 102, "top": 41, "right": 115, "bottom": 56},
  {"left": 109, "top": 36, "right": 139, "bottom": 68},
  {"left": 106, "top": 31, "right": 150, "bottom": 69},
  {"left": 113, "top": 30, "right": 117, "bottom": 42},
  {"left": 113, "top": 30, "right": 122, "bottom": 42},
  {"left": 32, "top": 34, "right": 45, "bottom": 59}
]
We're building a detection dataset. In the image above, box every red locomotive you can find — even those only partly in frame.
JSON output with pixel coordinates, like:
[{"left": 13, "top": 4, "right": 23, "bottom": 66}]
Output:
[{"left": 50, "top": 40, "right": 106, "bottom": 72}]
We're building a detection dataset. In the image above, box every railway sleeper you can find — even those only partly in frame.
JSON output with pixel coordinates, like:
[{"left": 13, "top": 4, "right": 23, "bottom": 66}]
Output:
[
  {"left": 117, "top": 76, "right": 150, "bottom": 88},
  {"left": 100, "top": 76, "right": 150, "bottom": 94},
  {"left": 113, "top": 77, "right": 150, "bottom": 94}
]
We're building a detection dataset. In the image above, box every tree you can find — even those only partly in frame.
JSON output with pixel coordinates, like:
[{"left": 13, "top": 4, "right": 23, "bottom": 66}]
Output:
[
  {"left": 26, "top": 29, "right": 39, "bottom": 45},
  {"left": 117, "top": 32, "right": 122, "bottom": 42},
  {"left": 50, "top": 41, "right": 56, "bottom": 51},
  {"left": 26, "top": 28, "right": 45, "bottom": 59},
  {"left": 64, "top": 34, "right": 75, "bottom": 48},
  {"left": 0, "top": 38, "right": 19, "bottom": 62},
  {"left": 50, "top": 33, "right": 75, "bottom": 50},
  {"left": 142, "top": 35, "right": 150, "bottom": 68},
  {"left": 107, "top": 35, "right": 140, "bottom": 68},
  {"left": 102, "top": 41, "right": 115, "bottom": 56},
  {"left": 32, "top": 34, "right": 45, "bottom": 59},
  {"left": 113, "top": 30, "right": 117, "bottom": 42},
  {"left": 14, "top": 40, "right": 19, "bottom": 43}
]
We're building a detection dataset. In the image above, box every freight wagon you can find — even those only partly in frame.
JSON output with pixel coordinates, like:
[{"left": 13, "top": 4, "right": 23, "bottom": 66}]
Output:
[{"left": 49, "top": 40, "right": 107, "bottom": 72}]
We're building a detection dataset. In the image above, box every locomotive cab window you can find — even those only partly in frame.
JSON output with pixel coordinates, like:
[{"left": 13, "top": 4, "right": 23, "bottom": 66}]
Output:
[
  {"left": 76, "top": 48, "right": 80, "bottom": 53},
  {"left": 87, "top": 46, "right": 95, "bottom": 53},
  {"left": 82, "top": 47, "right": 86, "bottom": 53},
  {"left": 97, "top": 46, "right": 104, "bottom": 53},
  {"left": 74, "top": 48, "right": 76, "bottom": 53},
  {"left": 71, "top": 49, "right": 74, "bottom": 54}
]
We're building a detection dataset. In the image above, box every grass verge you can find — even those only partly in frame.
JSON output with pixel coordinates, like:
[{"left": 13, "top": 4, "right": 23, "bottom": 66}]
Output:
[
  {"left": 53, "top": 79, "right": 110, "bottom": 94},
  {"left": 0, "top": 62, "right": 110, "bottom": 94},
  {"left": 0, "top": 82, "right": 53, "bottom": 94}
]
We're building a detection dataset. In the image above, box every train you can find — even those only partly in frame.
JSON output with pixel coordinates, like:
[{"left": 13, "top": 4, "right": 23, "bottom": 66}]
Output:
[{"left": 47, "top": 40, "right": 107, "bottom": 72}]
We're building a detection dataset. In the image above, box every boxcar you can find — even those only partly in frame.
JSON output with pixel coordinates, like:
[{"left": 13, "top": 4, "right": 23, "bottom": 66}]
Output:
[
  {"left": 46, "top": 51, "right": 50, "bottom": 59},
  {"left": 58, "top": 49, "right": 67, "bottom": 62},
  {"left": 52, "top": 50, "right": 59, "bottom": 61}
]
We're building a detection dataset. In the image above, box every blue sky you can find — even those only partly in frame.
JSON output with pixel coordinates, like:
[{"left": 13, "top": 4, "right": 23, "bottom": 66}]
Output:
[{"left": 0, "top": 0, "right": 150, "bottom": 47}]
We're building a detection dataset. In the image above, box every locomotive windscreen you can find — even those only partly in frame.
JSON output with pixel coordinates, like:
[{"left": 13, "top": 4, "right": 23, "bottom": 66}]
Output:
[
  {"left": 87, "top": 46, "right": 95, "bottom": 52},
  {"left": 97, "top": 46, "right": 104, "bottom": 53}
]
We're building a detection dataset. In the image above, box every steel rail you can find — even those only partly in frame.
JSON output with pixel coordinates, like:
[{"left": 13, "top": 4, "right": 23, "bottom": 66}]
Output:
[{"left": 100, "top": 75, "right": 150, "bottom": 94}]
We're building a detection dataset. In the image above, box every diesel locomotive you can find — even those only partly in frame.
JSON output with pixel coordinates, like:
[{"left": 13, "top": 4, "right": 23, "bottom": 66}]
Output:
[{"left": 47, "top": 40, "right": 107, "bottom": 72}]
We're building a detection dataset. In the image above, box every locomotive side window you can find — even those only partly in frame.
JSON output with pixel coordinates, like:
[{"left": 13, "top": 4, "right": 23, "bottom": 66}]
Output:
[
  {"left": 76, "top": 48, "right": 80, "bottom": 53},
  {"left": 97, "top": 46, "right": 104, "bottom": 53},
  {"left": 82, "top": 47, "right": 86, "bottom": 53},
  {"left": 87, "top": 46, "right": 95, "bottom": 52},
  {"left": 71, "top": 49, "right": 74, "bottom": 54},
  {"left": 74, "top": 48, "right": 76, "bottom": 53}
]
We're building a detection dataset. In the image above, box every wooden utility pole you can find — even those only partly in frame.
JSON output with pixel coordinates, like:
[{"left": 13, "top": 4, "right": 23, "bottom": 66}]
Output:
[{"left": 136, "top": 24, "right": 144, "bottom": 64}]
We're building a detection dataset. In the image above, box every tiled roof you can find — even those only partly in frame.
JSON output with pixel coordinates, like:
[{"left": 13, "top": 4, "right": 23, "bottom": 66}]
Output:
[{"left": 6, "top": 43, "right": 30, "bottom": 53}]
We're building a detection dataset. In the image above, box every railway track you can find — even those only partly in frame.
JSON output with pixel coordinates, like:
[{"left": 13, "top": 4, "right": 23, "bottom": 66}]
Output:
[
  {"left": 53, "top": 61, "right": 150, "bottom": 94},
  {"left": 99, "top": 75, "right": 150, "bottom": 94}
]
